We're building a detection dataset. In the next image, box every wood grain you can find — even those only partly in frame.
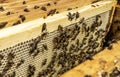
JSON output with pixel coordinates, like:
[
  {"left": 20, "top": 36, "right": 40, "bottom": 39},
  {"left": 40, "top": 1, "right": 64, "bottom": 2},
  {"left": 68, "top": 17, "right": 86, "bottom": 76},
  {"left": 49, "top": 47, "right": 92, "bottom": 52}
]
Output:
[{"left": 0, "top": 0, "right": 95, "bottom": 29}]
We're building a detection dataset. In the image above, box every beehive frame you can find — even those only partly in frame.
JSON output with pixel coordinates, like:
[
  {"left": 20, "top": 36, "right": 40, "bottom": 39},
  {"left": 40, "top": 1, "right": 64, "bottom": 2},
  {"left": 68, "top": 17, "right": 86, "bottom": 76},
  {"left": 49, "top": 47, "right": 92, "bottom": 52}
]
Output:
[{"left": 0, "top": 0, "right": 116, "bottom": 77}]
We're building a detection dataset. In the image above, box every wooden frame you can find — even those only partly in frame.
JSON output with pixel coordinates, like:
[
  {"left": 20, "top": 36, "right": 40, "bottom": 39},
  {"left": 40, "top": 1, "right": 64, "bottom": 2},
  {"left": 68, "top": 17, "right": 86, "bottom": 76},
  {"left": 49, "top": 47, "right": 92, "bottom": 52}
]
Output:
[
  {"left": 0, "top": 0, "right": 96, "bottom": 29},
  {"left": 0, "top": 0, "right": 116, "bottom": 50}
]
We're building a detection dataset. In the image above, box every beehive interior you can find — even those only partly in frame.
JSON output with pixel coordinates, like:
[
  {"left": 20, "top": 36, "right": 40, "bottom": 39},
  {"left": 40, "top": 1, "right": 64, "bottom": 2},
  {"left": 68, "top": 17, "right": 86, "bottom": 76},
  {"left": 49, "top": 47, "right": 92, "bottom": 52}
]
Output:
[
  {"left": 0, "top": 11, "right": 111, "bottom": 77},
  {"left": 0, "top": 0, "right": 117, "bottom": 77}
]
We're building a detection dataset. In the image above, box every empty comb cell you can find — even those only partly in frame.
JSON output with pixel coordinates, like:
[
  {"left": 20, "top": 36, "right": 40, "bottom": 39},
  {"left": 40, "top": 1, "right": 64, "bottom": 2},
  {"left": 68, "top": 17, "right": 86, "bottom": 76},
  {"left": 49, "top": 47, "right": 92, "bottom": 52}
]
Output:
[{"left": 0, "top": 0, "right": 116, "bottom": 77}]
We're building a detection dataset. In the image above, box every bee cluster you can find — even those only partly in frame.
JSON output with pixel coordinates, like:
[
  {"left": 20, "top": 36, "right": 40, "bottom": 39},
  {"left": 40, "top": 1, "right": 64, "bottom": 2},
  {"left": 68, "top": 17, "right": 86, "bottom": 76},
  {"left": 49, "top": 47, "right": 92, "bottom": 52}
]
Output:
[
  {"left": 0, "top": 10, "right": 110, "bottom": 77},
  {"left": 118, "top": 0, "right": 120, "bottom": 4},
  {"left": 100, "top": 67, "right": 120, "bottom": 77}
]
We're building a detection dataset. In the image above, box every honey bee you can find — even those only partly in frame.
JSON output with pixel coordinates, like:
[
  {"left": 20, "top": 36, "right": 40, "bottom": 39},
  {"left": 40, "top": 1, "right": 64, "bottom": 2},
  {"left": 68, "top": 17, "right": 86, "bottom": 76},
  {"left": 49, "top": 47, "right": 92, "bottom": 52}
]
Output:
[
  {"left": 79, "top": 17, "right": 85, "bottom": 24},
  {"left": 16, "top": 59, "right": 25, "bottom": 68},
  {"left": 29, "top": 42, "right": 37, "bottom": 55},
  {"left": 75, "top": 24, "right": 80, "bottom": 31},
  {"left": 54, "top": 2, "right": 57, "bottom": 5},
  {"left": 41, "top": 59, "right": 47, "bottom": 66},
  {"left": 96, "top": 15, "right": 101, "bottom": 21},
  {"left": 101, "top": 72, "right": 108, "bottom": 77},
  {"left": 0, "top": 22, "right": 8, "bottom": 28},
  {"left": 47, "top": 9, "right": 56, "bottom": 16},
  {"left": 33, "top": 49, "right": 40, "bottom": 57},
  {"left": 84, "top": 75, "right": 92, "bottom": 77},
  {"left": 3, "top": 61, "right": 14, "bottom": 74},
  {"left": 41, "top": 32, "right": 48, "bottom": 40},
  {"left": 0, "top": 54, "right": 4, "bottom": 60},
  {"left": 27, "top": 65, "right": 36, "bottom": 77},
  {"left": 34, "top": 5, "right": 39, "bottom": 9},
  {"left": 56, "top": 11, "right": 59, "bottom": 14},
  {"left": 7, "top": 53, "right": 15, "bottom": 61},
  {"left": 12, "top": 20, "right": 21, "bottom": 26},
  {"left": 67, "top": 8, "right": 72, "bottom": 11},
  {"left": 69, "top": 44, "right": 75, "bottom": 52},
  {"left": 76, "top": 12, "right": 79, "bottom": 19},
  {"left": 47, "top": 3, "right": 51, "bottom": 6},
  {"left": 42, "top": 44, "right": 48, "bottom": 50},
  {"left": 6, "top": 12, "right": 11, "bottom": 15},
  {"left": 42, "top": 23, "right": 47, "bottom": 32},
  {"left": 41, "top": 6, "right": 47, "bottom": 11},
  {"left": 91, "top": 5, "right": 96, "bottom": 7},
  {"left": 24, "top": 8, "right": 30, "bottom": 12},
  {"left": 19, "top": 15, "right": 26, "bottom": 22},
  {"left": 0, "top": 6, "right": 5, "bottom": 11},
  {"left": 57, "top": 25, "right": 63, "bottom": 32},
  {"left": 107, "top": 45, "right": 113, "bottom": 50},
  {"left": 35, "top": 36, "right": 41, "bottom": 44},
  {"left": 67, "top": 12, "right": 75, "bottom": 21},
  {"left": 22, "top": 1, "right": 26, "bottom": 4},
  {"left": 76, "top": 39, "right": 79, "bottom": 46}
]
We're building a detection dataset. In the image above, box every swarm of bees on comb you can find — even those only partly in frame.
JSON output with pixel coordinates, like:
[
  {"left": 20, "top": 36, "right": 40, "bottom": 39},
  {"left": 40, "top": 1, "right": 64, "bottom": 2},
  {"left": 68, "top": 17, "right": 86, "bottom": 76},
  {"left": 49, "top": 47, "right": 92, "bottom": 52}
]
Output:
[{"left": 0, "top": 0, "right": 118, "bottom": 77}]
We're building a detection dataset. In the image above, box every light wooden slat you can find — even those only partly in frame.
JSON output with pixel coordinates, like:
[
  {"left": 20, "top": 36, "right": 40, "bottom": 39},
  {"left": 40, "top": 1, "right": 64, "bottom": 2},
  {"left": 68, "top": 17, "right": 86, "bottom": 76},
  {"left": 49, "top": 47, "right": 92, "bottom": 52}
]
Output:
[{"left": 0, "top": 0, "right": 96, "bottom": 29}]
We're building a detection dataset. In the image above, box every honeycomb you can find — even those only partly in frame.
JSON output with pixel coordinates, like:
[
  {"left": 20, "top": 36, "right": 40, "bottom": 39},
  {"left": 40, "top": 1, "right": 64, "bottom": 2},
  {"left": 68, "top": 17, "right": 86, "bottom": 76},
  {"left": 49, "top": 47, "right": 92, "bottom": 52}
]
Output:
[{"left": 0, "top": 11, "right": 110, "bottom": 77}]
